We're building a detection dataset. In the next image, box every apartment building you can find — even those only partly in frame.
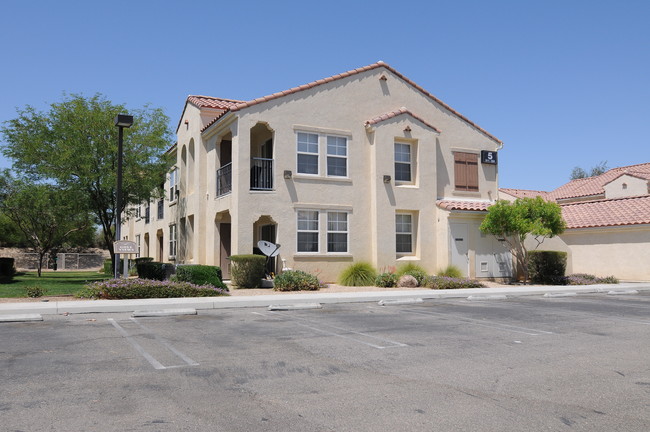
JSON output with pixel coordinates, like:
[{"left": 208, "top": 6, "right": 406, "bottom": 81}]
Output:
[{"left": 124, "top": 62, "right": 510, "bottom": 281}]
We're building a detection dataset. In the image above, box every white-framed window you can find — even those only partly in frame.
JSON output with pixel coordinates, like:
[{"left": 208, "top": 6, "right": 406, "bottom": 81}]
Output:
[
  {"left": 395, "top": 142, "right": 412, "bottom": 182},
  {"left": 169, "top": 168, "right": 178, "bottom": 201},
  {"left": 135, "top": 234, "right": 141, "bottom": 258},
  {"left": 169, "top": 224, "right": 177, "bottom": 258},
  {"left": 297, "top": 210, "right": 319, "bottom": 252},
  {"left": 297, "top": 132, "right": 319, "bottom": 175},
  {"left": 396, "top": 213, "right": 413, "bottom": 254},
  {"left": 327, "top": 211, "right": 348, "bottom": 253},
  {"left": 326, "top": 136, "right": 347, "bottom": 177}
]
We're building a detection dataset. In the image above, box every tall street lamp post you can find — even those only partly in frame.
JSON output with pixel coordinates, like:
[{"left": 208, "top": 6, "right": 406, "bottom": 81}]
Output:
[{"left": 114, "top": 114, "right": 134, "bottom": 279}]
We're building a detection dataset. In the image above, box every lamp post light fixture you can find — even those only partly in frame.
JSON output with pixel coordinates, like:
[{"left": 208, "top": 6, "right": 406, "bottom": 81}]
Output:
[{"left": 114, "top": 114, "right": 134, "bottom": 279}]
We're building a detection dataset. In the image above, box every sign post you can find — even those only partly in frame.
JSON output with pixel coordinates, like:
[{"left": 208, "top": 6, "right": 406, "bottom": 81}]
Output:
[{"left": 113, "top": 241, "right": 138, "bottom": 279}]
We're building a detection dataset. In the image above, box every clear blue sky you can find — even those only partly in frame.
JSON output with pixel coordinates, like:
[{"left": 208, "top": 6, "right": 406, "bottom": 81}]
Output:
[{"left": 1, "top": 0, "right": 648, "bottom": 191}]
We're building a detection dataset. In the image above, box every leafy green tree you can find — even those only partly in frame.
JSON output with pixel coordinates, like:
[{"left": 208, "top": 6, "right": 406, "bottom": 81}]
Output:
[
  {"left": 0, "top": 175, "right": 93, "bottom": 276},
  {"left": 1, "top": 93, "right": 173, "bottom": 267},
  {"left": 0, "top": 211, "right": 27, "bottom": 247},
  {"left": 570, "top": 161, "right": 608, "bottom": 180},
  {"left": 480, "top": 197, "right": 566, "bottom": 283}
]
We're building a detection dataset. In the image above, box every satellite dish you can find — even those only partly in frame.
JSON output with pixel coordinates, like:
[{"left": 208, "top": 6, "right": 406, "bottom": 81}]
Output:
[{"left": 257, "top": 240, "right": 281, "bottom": 257}]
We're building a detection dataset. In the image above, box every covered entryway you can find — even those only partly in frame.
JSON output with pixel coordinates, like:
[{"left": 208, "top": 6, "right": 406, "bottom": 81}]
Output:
[
  {"left": 253, "top": 216, "right": 278, "bottom": 275},
  {"left": 216, "top": 211, "right": 232, "bottom": 279}
]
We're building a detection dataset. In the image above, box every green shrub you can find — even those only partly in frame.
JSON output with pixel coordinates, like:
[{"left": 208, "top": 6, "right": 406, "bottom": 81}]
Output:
[
  {"left": 424, "top": 276, "right": 485, "bottom": 290},
  {"left": 437, "top": 264, "right": 462, "bottom": 278},
  {"left": 102, "top": 259, "right": 112, "bottom": 275},
  {"left": 338, "top": 262, "right": 376, "bottom": 286},
  {"left": 229, "top": 255, "right": 266, "bottom": 288},
  {"left": 273, "top": 270, "right": 321, "bottom": 291},
  {"left": 375, "top": 272, "right": 398, "bottom": 288},
  {"left": 566, "top": 274, "right": 619, "bottom": 285},
  {"left": 136, "top": 261, "right": 175, "bottom": 281},
  {"left": 528, "top": 251, "right": 567, "bottom": 284},
  {"left": 173, "top": 265, "right": 226, "bottom": 289},
  {"left": 0, "top": 257, "right": 16, "bottom": 282},
  {"left": 76, "top": 278, "right": 229, "bottom": 299},
  {"left": 396, "top": 263, "right": 428, "bottom": 286},
  {"left": 25, "top": 285, "right": 46, "bottom": 298}
]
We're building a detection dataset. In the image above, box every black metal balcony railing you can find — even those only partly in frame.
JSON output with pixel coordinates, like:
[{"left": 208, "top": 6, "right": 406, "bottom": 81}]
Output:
[
  {"left": 251, "top": 157, "right": 273, "bottom": 190},
  {"left": 216, "top": 163, "right": 232, "bottom": 197}
]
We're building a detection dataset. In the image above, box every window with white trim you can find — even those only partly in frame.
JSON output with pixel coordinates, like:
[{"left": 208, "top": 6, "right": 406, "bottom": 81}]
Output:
[
  {"left": 396, "top": 213, "right": 413, "bottom": 254},
  {"left": 169, "top": 224, "right": 177, "bottom": 258},
  {"left": 327, "top": 211, "right": 348, "bottom": 253},
  {"left": 326, "top": 136, "right": 347, "bottom": 177},
  {"left": 169, "top": 168, "right": 178, "bottom": 201},
  {"left": 297, "top": 210, "right": 319, "bottom": 252},
  {"left": 297, "top": 132, "right": 319, "bottom": 174},
  {"left": 394, "top": 142, "right": 412, "bottom": 182}
]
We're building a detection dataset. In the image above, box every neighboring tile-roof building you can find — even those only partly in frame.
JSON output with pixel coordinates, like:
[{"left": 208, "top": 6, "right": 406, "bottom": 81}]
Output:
[
  {"left": 500, "top": 162, "right": 650, "bottom": 280},
  {"left": 501, "top": 162, "right": 650, "bottom": 229}
]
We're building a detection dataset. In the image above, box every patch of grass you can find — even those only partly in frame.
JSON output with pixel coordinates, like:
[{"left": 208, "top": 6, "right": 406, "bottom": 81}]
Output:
[{"left": 0, "top": 271, "right": 110, "bottom": 298}]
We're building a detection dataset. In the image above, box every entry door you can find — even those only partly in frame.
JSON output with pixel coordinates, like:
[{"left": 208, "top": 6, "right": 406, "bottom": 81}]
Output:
[
  {"left": 219, "top": 223, "right": 231, "bottom": 279},
  {"left": 450, "top": 223, "right": 469, "bottom": 277}
]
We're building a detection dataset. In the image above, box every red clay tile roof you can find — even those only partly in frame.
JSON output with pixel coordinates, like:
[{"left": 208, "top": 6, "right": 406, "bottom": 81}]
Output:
[
  {"left": 436, "top": 200, "right": 492, "bottom": 211},
  {"left": 187, "top": 95, "right": 243, "bottom": 110},
  {"left": 547, "top": 163, "right": 650, "bottom": 201},
  {"left": 561, "top": 195, "right": 650, "bottom": 229},
  {"left": 365, "top": 107, "right": 441, "bottom": 133},
  {"left": 499, "top": 188, "right": 549, "bottom": 199},
  {"left": 199, "top": 62, "right": 502, "bottom": 143}
]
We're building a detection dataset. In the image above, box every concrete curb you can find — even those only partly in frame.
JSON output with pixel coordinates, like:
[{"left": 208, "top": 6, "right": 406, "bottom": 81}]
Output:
[{"left": 1, "top": 283, "right": 648, "bottom": 317}]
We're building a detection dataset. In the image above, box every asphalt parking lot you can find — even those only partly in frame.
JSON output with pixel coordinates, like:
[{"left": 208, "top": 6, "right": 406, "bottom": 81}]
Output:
[{"left": 2, "top": 292, "right": 650, "bottom": 431}]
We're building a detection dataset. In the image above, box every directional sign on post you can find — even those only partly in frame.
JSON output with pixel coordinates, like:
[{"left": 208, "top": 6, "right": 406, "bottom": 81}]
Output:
[{"left": 114, "top": 240, "right": 138, "bottom": 255}]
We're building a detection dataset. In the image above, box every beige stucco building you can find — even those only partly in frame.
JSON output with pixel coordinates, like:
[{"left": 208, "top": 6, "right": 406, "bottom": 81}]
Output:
[
  {"left": 124, "top": 62, "right": 511, "bottom": 282},
  {"left": 501, "top": 163, "right": 650, "bottom": 281}
]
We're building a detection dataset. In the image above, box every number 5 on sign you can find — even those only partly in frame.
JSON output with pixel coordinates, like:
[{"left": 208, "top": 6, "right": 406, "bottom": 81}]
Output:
[{"left": 481, "top": 150, "right": 497, "bottom": 165}]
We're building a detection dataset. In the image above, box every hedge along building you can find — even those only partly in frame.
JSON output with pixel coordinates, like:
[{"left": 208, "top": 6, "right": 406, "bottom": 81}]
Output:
[{"left": 123, "top": 62, "right": 511, "bottom": 282}]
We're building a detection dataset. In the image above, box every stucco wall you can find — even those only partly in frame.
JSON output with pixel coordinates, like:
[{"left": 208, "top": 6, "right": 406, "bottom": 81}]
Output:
[
  {"left": 561, "top": 226, "right": 650, "bottom": 281},
  {"left": 125, "top": 65, "right": 502, "bottom": 282}
]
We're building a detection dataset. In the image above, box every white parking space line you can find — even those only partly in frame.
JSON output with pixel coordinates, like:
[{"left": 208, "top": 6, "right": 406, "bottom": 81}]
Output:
[
  {"left": 253, "top": 311, "right": 407, "bottom": 349},
  {"left": 611, "top": 317, "right": 650, "bottom": 326},
  {"left": 403, "top": 309, "right": 555, "bottom": 336},
  {"left": 130, "top": 318, "right": 199, "bottom": 367},
  {"left": 108, "top": 318, "right": 199, "bottom": 370}
]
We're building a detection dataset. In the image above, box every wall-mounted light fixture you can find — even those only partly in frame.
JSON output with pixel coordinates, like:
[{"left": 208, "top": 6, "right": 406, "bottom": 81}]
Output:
[
  {"left": 383, "top": 175, "right": 391, "bottom": 184},
  {"left": 284, "top": 170, "right": 292, "bottom": 179},
  {"left": 403, "top": 126, "right": 412, "bottom": 132}
]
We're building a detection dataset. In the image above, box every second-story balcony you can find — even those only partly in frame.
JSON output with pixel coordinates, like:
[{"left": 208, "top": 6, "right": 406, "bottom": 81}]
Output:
[
  {"left": 251, "top": 157, "right": 273, "bottom": 191},
  {"left": 216, "top": 162, "right": 232, "bottom": 197}
]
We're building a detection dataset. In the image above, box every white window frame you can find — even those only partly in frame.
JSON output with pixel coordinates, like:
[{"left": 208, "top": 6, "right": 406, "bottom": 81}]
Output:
[
  {"left": 135, "top": 234, "right": 141, "bottom": 258},
  {"left": 169, "top": 168, "right": 178, "bottom": 202},
  {"left": 394, "top": 142, "right": 413, "bottom": 183},
  {"left": 326, "top": 135, "right": 348, "bottom": 177},
  {"left": 327, "top": 211, "right": 348, "bottom": 253},
  {"left": 396, "top": 213, "right": 413, "bottom": 255},
  {"left": 169, "top": 224, "right": 177, "bottom": 258},
  {"left": 297, "top": 210, "right": 319, "bottom": 252},
  {"left": 297, "top": 132, "right": 319, "bottom": 175}
]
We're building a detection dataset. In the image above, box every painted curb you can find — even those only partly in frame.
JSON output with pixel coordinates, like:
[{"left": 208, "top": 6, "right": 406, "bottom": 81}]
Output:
[{"left": 0, "top": 314, "right": 43, "bottom": 322}]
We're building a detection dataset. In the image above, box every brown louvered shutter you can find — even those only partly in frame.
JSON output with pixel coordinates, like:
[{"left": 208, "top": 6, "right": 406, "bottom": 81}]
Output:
[{"left": 454, "top": 152, "right": 479, "bottom": 191}]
